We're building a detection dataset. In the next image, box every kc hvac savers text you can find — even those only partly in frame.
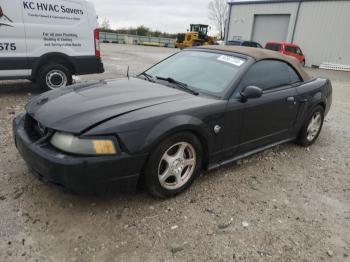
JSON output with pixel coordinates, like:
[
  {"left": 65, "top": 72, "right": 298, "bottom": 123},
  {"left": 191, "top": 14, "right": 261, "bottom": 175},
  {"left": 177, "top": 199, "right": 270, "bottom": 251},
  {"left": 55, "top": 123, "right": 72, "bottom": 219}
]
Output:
[{"left": 23, "top": 1, "right": 84, "bottom": 15}]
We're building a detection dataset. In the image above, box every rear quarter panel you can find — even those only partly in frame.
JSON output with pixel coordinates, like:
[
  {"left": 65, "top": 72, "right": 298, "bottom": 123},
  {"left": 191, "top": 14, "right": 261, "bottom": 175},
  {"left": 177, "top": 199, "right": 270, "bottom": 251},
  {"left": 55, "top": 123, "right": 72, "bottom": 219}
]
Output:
[{"left": 295, "top": 77, "right": 332, "bottom": 130}]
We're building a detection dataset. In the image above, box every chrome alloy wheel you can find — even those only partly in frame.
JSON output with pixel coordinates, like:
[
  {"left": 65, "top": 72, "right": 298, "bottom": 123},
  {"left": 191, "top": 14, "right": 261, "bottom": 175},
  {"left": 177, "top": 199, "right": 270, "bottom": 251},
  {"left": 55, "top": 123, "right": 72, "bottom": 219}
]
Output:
[
  {"left": 158, "top": 142, "right": 196, "bottom": 190},
  {"left": 46, "top": 69, "right": 67, "bottom": 89},
  {"left": 306, "top": 112, "right": 322, "bottom": 141}
]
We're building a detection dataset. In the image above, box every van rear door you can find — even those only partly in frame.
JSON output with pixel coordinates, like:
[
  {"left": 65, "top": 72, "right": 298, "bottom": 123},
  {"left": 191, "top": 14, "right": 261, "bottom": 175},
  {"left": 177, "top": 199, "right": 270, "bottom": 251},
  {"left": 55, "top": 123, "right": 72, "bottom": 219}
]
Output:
[{"left": 0, "top": 0, "right": 29, "bottom": 79}]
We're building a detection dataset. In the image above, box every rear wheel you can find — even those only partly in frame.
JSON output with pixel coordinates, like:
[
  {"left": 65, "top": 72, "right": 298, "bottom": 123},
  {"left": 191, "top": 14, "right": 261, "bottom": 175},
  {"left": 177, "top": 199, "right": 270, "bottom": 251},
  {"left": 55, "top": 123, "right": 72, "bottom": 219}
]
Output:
[
  {"left": 144, "top": 132, "right": 202, "bottom": 198},
  {"left": 38, "top": 64, "right": 72, "bottom": 91},
  {"left": 296, "top": 105, "right": 325, "bottom": 147},
  {"left": 301, "top": 60, "right": 306, "bottom": 67}
]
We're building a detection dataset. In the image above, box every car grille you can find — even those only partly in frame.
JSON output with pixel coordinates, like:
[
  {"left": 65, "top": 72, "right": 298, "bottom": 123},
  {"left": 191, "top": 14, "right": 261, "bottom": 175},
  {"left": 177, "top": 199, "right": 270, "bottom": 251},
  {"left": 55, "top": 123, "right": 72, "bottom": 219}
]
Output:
[{"left": 24, "top": 114, "right": 51, "bottom": 142}]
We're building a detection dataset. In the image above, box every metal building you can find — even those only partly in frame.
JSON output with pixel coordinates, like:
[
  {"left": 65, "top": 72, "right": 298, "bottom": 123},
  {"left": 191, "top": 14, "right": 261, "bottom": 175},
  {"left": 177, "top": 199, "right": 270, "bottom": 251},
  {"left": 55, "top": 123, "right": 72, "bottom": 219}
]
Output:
[{"left": 226, "top": 0, "right": 350, "bottom": 69}]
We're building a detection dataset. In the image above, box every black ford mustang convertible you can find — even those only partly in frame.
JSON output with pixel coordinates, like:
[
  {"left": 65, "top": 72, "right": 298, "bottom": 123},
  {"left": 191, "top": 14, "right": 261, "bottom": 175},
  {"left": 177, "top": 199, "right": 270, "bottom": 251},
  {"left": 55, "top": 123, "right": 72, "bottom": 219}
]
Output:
[{"left": 13, "top": 46, "right": 332, "bottom": 198}]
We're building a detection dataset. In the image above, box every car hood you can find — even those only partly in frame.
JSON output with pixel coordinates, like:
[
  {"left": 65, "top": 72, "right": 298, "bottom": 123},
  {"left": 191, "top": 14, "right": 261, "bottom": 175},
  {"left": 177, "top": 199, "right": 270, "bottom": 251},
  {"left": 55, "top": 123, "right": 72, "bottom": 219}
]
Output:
[{"left": 26, "top": 78, "right": 192, "bottom": 134}]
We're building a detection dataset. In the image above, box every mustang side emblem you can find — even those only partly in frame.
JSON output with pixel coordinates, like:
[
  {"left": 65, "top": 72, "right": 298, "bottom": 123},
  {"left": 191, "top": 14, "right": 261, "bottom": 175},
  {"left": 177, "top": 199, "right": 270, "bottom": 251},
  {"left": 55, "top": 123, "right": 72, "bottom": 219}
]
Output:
[{"left": 0, "top": 6, "right": 14, "bottom": 28}]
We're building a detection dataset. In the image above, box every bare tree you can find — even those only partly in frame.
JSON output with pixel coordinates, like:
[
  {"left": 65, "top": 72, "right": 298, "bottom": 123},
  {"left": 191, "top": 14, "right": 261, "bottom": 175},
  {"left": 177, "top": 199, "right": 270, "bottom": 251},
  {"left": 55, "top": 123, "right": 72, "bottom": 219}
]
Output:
[
  {"left": 208, "top": 0, "right": 228, "bottom": 40},
  {"left": 100, "top": 18, "right": 111, "bottom": 30}
]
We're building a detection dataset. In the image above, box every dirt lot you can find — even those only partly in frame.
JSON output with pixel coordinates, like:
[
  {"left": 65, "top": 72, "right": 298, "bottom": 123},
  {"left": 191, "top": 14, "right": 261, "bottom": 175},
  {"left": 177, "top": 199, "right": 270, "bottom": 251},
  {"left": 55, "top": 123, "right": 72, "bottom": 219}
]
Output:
[{"left": 0, "top": 44, "right": 349, "bottom": 262}]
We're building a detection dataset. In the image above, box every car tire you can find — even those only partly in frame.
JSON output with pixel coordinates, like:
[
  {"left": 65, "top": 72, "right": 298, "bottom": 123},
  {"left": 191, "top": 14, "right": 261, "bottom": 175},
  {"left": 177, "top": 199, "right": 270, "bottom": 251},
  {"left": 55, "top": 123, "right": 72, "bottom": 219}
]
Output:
[
  {"left": 38, "top": 64, "right": 72, "bottom": 91},
  {"left": 296, "top": 105, "right": 325, "bottom": 147},
  {"left": 301, "top": 60, "right": 306, "bottom": 67},
  {"left": 144, "top": 132, "right": 203, "bottom": 198}
]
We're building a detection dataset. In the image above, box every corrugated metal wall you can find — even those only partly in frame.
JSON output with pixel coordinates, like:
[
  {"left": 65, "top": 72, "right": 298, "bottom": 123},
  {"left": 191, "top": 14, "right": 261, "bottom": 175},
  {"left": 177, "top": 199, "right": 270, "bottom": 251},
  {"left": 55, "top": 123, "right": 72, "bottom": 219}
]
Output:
[
  {"left": 227, "top": 2, "right": 298, "bottom": 42},
  {"left": 293, "top": 1, "right": 350, "bottom": 66},
  {"left": 227, "top": 1, "right": 350, "bottom": 67}
]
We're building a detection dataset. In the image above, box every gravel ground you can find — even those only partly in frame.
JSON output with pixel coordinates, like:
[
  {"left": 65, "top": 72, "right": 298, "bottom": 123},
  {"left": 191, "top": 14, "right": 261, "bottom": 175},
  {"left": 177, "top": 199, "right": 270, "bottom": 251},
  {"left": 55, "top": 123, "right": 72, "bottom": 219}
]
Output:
[{"left": 0, "top": 44, "right": 349, "bottom": 262}]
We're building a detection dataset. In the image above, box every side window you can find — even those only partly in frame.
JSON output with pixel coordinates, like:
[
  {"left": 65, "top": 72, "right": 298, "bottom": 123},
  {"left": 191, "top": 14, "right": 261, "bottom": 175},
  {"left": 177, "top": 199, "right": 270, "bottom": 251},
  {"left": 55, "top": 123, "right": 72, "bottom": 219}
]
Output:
[
  {"left": 240, "top": 60, "right": 293, "bottom": 91},
  {"left": 285, "top": 46, "right": 295, "bottom": 53},
  {"left": 265, "top": 44, "right": 281, "bottom": 51},
  {"left": 228, "top": 41, "right": 241, "bottom": 46},
  {"left": 287, "top": 65, "right": 302, "bottom": 84},
  {"left": 244, "top": 42, "right": 257, "bottom": 47}
]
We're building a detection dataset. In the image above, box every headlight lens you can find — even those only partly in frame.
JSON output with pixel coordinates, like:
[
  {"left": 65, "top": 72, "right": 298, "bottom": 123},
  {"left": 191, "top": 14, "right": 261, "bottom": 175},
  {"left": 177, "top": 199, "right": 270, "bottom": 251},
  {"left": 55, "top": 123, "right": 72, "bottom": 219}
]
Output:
[{"left": 50, "top": 132, "right": 117, "bottom": 155}]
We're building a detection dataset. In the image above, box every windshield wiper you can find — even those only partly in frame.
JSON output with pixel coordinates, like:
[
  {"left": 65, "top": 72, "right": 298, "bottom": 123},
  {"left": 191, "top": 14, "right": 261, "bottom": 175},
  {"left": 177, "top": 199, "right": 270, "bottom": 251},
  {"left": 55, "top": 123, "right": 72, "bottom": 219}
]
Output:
[
  {"left": 139, "top": 72, "right": 155, "bottom": 82},
  {"left": 156, "top": 76, "right": 199, "bottom": 96}
]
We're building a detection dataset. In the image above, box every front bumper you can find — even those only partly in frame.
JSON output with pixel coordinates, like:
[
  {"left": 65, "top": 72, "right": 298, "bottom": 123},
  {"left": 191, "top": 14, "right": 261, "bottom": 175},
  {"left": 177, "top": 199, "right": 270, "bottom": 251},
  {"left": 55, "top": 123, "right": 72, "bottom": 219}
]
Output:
[{"left": 13, "top": 114, "right": 147, "bottom": 193}]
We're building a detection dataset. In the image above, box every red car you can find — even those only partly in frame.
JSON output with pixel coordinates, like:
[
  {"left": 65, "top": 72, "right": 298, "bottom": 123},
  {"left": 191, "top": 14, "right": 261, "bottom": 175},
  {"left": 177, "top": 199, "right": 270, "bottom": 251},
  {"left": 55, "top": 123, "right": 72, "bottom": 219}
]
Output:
[{"left": 265, "top": 42, "right": 306, "bottom": 66}]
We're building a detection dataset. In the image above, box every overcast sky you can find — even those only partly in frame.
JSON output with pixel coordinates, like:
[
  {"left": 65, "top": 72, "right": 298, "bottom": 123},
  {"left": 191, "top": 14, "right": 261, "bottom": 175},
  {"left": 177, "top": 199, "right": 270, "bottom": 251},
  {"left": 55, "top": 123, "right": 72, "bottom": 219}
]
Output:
[{"left": 89, "top": 0, "right": 214, "bottom": 33}]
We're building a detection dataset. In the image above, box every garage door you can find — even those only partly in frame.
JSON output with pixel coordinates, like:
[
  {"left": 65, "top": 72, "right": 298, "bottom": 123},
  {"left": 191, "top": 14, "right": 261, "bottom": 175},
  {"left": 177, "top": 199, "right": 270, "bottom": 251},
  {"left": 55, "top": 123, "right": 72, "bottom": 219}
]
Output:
[{"left": 252, "top": 14, "right": 290, "bottom": 46}]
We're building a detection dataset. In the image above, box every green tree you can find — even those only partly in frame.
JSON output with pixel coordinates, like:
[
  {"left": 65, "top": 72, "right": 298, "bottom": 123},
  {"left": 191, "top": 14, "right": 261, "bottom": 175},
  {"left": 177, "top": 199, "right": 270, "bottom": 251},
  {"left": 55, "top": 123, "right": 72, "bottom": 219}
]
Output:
[{"left": 136, "top": 25, "right": 150, "bottom": 36}]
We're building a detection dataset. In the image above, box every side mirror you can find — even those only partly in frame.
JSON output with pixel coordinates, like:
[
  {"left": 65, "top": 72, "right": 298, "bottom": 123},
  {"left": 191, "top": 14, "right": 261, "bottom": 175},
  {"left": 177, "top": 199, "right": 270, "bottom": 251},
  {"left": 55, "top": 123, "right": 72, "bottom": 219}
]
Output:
[{"left": 240, "top": 86, "right": 263, "bottom": 102}]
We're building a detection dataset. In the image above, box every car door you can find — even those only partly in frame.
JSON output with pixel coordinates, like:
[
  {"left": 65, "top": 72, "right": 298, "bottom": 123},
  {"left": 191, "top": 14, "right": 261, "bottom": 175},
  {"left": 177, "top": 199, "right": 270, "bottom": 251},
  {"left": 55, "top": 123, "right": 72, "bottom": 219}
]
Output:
[
  {"left": 0, "top": 0, "right": 28, "bottom": 79},
  {"left": 235, "top": 60, "right": 302, "bottom": 153}
]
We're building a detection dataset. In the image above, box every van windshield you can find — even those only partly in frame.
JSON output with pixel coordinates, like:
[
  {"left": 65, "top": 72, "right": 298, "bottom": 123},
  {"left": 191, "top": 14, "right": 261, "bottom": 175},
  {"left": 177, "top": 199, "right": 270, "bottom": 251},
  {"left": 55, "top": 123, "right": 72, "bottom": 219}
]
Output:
[{"left": 145, "top": 51, "right": 246, "bottom": 96}]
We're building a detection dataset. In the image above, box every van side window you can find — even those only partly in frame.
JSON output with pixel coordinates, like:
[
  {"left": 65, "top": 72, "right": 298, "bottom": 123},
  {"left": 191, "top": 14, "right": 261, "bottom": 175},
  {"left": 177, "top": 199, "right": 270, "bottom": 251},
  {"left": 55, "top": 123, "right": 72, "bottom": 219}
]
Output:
[{"left": 240, "top": 60, "right": 294, "bottom": 91}]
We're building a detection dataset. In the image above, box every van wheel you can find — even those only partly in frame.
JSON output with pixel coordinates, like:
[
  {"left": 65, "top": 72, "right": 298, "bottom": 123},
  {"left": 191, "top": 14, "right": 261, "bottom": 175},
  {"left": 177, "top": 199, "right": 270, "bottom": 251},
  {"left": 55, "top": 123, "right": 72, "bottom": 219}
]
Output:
[{"left": 38, "top": 64, "right": 72, "bottom": 91}]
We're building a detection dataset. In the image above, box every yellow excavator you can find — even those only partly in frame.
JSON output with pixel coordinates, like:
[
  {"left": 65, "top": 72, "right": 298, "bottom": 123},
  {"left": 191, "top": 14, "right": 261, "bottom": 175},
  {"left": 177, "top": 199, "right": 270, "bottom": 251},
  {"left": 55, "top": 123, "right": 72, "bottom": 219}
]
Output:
[{"left": 175, "top": 24, "right": 217, "bottom": 49}]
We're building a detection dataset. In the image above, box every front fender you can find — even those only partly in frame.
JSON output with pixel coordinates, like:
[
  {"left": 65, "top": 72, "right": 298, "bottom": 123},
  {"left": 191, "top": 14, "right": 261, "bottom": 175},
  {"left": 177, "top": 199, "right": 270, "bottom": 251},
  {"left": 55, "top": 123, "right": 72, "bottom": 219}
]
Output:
[
  {"left": 118, "top": 114, "right": 213, "bottom": 155},
  {"left": 144, "top": 114, "right": 213, "bottom": 152}
]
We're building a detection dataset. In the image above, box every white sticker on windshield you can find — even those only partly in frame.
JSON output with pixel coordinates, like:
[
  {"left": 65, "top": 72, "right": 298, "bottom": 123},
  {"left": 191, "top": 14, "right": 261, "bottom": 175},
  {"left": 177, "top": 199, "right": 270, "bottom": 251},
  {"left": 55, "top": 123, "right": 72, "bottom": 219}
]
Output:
[{"left": 217, "top": 55, "right": 245, "bottom": 67}]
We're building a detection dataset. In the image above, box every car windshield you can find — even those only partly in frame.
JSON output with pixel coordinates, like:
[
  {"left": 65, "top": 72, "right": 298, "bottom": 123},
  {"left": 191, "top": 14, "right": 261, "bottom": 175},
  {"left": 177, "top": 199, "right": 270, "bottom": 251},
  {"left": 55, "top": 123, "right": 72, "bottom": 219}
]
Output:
[{"left": 145, "top": 51, "right": 246, "bottom": 96}]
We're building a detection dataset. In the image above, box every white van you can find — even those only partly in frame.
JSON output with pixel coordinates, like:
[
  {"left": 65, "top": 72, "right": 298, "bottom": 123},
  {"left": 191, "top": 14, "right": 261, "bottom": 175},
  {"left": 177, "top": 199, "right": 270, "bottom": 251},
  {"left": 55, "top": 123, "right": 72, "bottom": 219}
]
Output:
[{"left": 0, "top": 0, "right": 104, "bottom": 90}]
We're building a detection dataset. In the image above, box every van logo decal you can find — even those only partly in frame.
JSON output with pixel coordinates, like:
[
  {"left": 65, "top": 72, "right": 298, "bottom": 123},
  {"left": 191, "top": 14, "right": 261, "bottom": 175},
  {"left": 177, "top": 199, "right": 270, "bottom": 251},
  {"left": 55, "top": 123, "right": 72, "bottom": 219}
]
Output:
[{"left": 0, "top": 6, "right": 14, "bottom": 28}]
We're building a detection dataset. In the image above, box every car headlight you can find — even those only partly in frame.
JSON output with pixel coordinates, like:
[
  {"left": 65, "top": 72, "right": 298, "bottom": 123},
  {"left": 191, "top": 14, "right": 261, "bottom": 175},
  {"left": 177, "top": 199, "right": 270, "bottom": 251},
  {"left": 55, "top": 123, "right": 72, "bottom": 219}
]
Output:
[{"left": 50, "top": 132, "right": 117, "bottom": 155}]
